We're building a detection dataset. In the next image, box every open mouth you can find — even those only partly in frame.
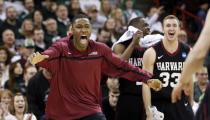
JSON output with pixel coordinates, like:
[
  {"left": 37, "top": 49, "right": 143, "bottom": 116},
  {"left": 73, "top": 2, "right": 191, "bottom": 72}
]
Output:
[
  {"left": 17, "top": 105, "right": 24, "bottom": 110},
  {"left": 168, "top": 32, "right": 175, "bottom": 38},
  {"left": 80, "top": 35, "right": 88, "bottom": 45}
]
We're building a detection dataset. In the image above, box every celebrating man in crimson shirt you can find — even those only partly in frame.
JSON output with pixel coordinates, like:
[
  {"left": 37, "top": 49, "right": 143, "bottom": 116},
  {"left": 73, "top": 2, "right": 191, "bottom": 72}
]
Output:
[{"left": 29, "top": 14, "right": 162, "bottom": 120}]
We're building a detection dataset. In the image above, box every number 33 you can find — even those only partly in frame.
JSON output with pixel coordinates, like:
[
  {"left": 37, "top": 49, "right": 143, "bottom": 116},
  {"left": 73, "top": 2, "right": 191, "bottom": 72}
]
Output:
[{"left": 159, "top": 72, "right": 181, "bottom": 87}]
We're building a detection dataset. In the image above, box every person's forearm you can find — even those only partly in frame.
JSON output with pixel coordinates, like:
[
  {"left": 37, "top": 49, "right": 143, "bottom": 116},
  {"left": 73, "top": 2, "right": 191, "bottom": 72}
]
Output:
[
  {"left": 180, "top": 25, "right": 210, "bottom": 85},
  {"left": 120, "top": 42, "right": 136, "bottom": 60},
  {"left": 142, "top": 84, "right": 152, "bottom": 115}
]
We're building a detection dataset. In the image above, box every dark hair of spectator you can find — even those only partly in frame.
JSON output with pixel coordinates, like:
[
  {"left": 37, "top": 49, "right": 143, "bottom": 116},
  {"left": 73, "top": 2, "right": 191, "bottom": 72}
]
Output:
[{"left": 7, "top": 62, "right": 22, "bottom": 93}]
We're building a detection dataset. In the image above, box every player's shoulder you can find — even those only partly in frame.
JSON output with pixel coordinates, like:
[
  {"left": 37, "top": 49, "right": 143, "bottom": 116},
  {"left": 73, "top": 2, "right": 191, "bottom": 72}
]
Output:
[{"left": 144, "top": 47, "right": 156, "bottom": 57}]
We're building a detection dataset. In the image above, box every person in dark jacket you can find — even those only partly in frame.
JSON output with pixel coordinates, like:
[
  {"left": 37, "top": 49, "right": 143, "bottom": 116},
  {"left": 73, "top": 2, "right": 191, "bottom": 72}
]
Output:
[
  {"left": 28, "top": 14, "right": 162, "bottom": 120},
  {"left": 27, "top": 68, "right": 51, "bottom": 120}
]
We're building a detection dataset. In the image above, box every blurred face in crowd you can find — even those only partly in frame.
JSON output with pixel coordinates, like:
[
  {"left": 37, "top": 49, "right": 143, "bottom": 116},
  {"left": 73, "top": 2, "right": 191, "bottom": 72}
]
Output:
[
  {"left": 2, "top": 29, "right": 15, "bottom": 46},
  {"left": 125, "top": 0, "right": 133, "bottom": 9},
  {"left": 1, "top": 91, "right": 12, "bottom": 105},
  {"left": 0, "top": 0, "right": 4, "bottom": 12},
  {"left": 33, "top": 10, "right": 43, "bottom": 23},
  {"left": 109, "top": 91, "right": 120, "bottom": 107},
  {"left": 14, "top": 63, "right": 23, "bottom": 75},
  {"left": 178, "top": 30, "right": 187, "bottom": 43},
  {"left": 97, "top": 29, "right": 111, "bottom": 43},
  {"left": 56, "top": 5, "right": 68, "bottom": 20},
  {"left": 163, "top": 17, "right": 180, "bottom": 41},
  {"left": 86, "top": 5, "right": 98, "bottom": 21},
  {"left": 22, "top": 19, "right": 34, "bottom": 33},
  {"left": 196, "top": 67, "right": 208, "bottom": 84},
  {"left": 101, "top": 0, "right": 111, "bottom": 13},
  {"left": 6, "top": 6, "right": 17, "bottom": 21},
  {"left": 0, "top": 50, "right": 7, "bottom": 63},
  {"left": 105, "top": 18, "right": 116, "bottom": 31},
  {"left": 114, "top": 8, "right": 123, "bottom": 19},
  {"left": 14, "top": 94, "right": 26, "bottom": 114},
  {"left": 45, "top": 18, "right": 57, "bottom": 33},
  {"left": 71, "top": 0, "right": 80, "bottom": 10},
  {"left": 148, "top": 7, "right": 157, "bottom": 17},
  {"left": 33, "top": 29, "right": 44, "bottom": 42},
  {"left": 72, "top": 18, "right": 92, "bottom": 51},
  {"left": 24, "top": 66, "right": 37, "bottom": 82},
  {"left": 24, "top": 0, "right": 34, "bottom": 12}
]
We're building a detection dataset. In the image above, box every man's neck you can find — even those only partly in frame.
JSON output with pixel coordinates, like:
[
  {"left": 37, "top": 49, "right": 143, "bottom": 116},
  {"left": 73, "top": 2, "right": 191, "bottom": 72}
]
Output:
[{"left": 162, "top": 38, "right": 179, "bottom": 53}]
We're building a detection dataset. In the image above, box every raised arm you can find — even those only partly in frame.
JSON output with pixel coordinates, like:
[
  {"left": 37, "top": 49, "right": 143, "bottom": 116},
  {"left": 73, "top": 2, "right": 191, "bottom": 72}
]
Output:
[
  {"left": 113, "top": 30, "right": 143, "bottom": 60},
  {"left": 142, "top": 47, "right": 156, "bottom": 120},
  {"left": 172, "top": 9, "right": 210, "bottom": 103}
]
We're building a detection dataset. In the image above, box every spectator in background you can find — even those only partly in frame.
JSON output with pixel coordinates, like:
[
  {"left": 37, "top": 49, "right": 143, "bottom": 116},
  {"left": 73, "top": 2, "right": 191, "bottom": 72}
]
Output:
[
  {"left": 178, "top": 29, "right": 188, "bottom": 44},
  {"left": 110, "top": 8, "right": 127, "bottom": 39},
  {"left": 99, "top": 0, "right": 111, "bottom": 18},
  {"left": 2, "top": 29, "right": 16, "bottom": 54},
  {"left": 0, "top": 46, "right": 12, "bottom": 88},
  {"left": 0, "top": 0, "right": 6, "bottom": 21},
  {"left": 33, "top": 10, "right": 44, "bottom": 29},
  {"left": 85, "top": 4, "right": 106, "bottom": 38},
  {"left": 103, "top": 17, "right": 117, "bottom": 43},
  {"left": 194, "top": 66, "right": 209, "bottom": 103},
  {"left": 0, "top": 89, "right": 17, "bottom": 120},
  {"left": 146, "top": 6, "right": 164, "bottom": 33},
  {"left": 1, "top": 6, "right": 22, "bottom": 39},
  {"left": 102, "top": 89, "right": 120, "bottom": 120},
  {"left": 4, "top": 61, "right": 23, "bottom": 94},
  {"left": 41, "top": 0, "right": 57, "bottom": 19},
  {"left": 96, "top": 28, "right": 112, "bottom": 47},
  {"left": 33, "top": 29, "right": 47, "bottom": 52},
  {"left": 19, "top": 19, "right": 35, "bottom": 47},
  {"left": 19, "top": 0, "right": 35, "bottom": 21},
  {"left": 123, "top": 0, "right": 144, "bottom": 23},
  {"left": 68, "top": 0, "right": 84, "bottom": 20},
  {"left": 18, "top": 65, "right": 37, "bottom": 96},
  {"left": 11, "top": 93, "right": 37, "bottom": 120},
  {"left": 56, "top": 4, "right": 70, "bottom": 37},
  {"left": 27, "top": 68, "right": 50, "bottom": 120},
  {"left": 43, "top": 18, "right": 61, "bottom": 46}
]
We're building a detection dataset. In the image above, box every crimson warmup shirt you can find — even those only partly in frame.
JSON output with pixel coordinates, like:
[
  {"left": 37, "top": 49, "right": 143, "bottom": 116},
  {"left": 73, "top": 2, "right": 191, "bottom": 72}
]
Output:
[{"left": 38, "top": 36, "right": 152, "bottom": 120}]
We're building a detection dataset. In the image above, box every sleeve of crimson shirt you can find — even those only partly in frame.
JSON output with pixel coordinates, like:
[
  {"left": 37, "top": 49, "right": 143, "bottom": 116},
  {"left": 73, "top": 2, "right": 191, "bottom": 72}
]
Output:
[
  {"left": 38, "top": 41, "right": 62, "bottom": 71},
  {"left": 101, "top": 44, "right": 152, "bottom": 84}
]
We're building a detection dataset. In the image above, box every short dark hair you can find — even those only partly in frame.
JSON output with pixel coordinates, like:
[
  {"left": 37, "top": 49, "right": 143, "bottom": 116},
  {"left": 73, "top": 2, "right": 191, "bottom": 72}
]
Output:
[
  {"left": 128, "top": 17, "right": 143, "bottom": 26},
  {"left": 72, "top": 14, "right": 90, "bottom": 24}
]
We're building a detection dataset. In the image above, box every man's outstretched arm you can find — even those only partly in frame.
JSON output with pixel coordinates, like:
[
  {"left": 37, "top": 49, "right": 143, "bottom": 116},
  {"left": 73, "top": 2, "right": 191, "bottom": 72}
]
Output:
[
  {"left": 172, "top": 9, "right": 210, "bottom": 103},
  {"left": 102, "top": 44, "right": 162, "bottom": 91}
]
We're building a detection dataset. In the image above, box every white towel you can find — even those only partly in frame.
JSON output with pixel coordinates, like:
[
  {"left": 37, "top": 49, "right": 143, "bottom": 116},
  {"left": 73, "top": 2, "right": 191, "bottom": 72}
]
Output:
[{"left": 112, "top": 26, "right": 163, "bottom": 50}]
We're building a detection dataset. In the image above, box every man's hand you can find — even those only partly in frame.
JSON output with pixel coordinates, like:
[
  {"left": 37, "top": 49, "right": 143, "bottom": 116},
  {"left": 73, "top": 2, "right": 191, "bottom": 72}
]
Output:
[
  {"left": 132, "top": 30, "right": 143, "bottom": 45},
  {"left": 29, "top": 52, "right": 49, "bottom": 65},
  {"left": 147, "top": 79, "right": 162, "bottom": 91},
  {"left": 171, "top": 83, "right": 183, "bottom": 103}
]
